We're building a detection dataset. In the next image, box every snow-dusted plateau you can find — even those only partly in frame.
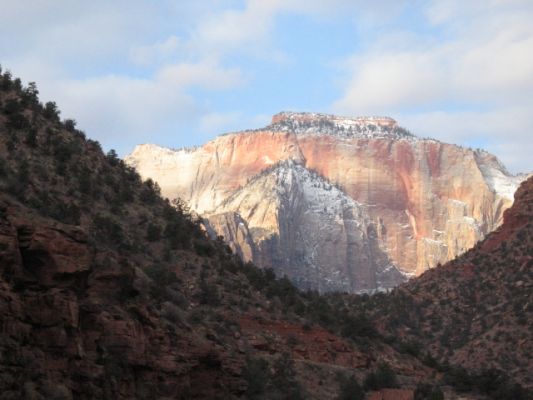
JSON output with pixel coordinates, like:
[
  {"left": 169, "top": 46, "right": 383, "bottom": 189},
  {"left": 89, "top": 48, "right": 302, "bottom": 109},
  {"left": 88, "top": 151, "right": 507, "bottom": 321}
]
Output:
[{"left": 126, "top": 112, "right": 528, "bottom": 293}]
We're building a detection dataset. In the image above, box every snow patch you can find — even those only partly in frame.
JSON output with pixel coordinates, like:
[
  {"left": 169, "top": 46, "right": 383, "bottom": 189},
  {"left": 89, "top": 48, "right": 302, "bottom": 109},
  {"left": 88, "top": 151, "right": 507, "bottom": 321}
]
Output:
[
  {"left": 478, "top": 164, "right": 526, "bottom": 200},
  {"left": 261, "top": 155, "right": 274, "bottom": 165},
  {"left": 264, "top": 111, "right": 415, "bottom": 140},
  {"left": 475, "top": 151, "right": 529, "bottom": 201}
]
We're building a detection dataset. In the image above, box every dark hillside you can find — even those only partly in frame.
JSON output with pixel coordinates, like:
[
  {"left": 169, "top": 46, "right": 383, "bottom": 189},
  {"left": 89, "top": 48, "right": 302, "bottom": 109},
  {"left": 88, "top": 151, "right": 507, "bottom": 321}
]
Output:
[{"left": 0, "top": 69, "right": 465, "bottom": 399}]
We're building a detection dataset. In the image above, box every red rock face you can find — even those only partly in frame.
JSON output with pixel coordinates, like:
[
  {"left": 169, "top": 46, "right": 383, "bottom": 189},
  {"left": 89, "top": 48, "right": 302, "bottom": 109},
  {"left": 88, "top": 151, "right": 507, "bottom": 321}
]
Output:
[
  {"left": 480, "top": 176, "right": 533, "bottom": 252},
  {"left": 238, "top": 315, "right": 370, "bottom": 368},
  {"left": 0, "top": 200, "right": 247, "bottom": 399},
  {"left": 0, "top": 200, "right": 442, "bottom": 399},
  {"left": 367, "top": 388, "right": 414, "bottom": 400},
  {"left": 368, "top": 176, "right": 533, "bottom": 390},
  {"left": 126, "top": 112, "right": 527, "bottom": 291}
]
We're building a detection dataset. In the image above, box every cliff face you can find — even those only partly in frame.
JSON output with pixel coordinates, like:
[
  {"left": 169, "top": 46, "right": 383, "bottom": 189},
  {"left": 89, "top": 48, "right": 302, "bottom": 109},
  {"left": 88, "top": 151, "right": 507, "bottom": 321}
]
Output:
[
  {"left": 365, "top": 176, "right": 533, "bottom": 391},
  {"left": 205, "top": 161, "right": 405, "bottom": 293},
  {"left": 126, "top": 111, "right": 527, "bottom": 292}
]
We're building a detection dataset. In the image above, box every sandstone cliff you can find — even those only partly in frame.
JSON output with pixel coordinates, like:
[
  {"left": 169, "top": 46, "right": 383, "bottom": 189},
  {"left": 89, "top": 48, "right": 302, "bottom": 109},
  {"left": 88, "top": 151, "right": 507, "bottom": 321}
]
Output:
[
  {"left": 126, "top": 112, "right": 527, "bottom": 292},
  {"left": 205, "top": 160, "right": 406, "bottom": 293},
  {"left": 361, "top": 176, "right": 533, "bottom": 392}
]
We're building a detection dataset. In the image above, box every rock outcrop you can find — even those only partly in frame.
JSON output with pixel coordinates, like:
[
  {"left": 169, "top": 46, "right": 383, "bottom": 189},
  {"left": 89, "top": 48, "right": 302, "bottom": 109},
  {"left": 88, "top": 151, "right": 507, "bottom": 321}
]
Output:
[
  {"left": 205, "top": 161, "right": 405, "bottom": 292},
  {"left": 0, "top": 206, "right": 208, "bottom": 399},
  {"left": 126, "top": 111, "right": 528, "bottom": 292},
  {"left": 364, "top": 176, "right": 533, "bottom": 391}
]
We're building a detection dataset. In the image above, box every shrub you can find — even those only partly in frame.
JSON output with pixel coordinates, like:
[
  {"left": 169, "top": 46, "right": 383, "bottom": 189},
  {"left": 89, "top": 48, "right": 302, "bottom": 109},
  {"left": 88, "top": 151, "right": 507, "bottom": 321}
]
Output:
[
  {"left": 144, "top": 264, "right": 180, "bottom": 302},
  {"left": 21, "top": 82, "right": 39, "bottom": 106},
  {"left": 476, "top": 369, "right": 529, "bottom": 400},
  {"left": 422, "top": 352, "right": 439, "bottom": 369},
  {"left": 78, "top": 166, "right": 92, "bottom": 195},
  {"left": 43, "top": 101, "right": 60, "bottom": 121},
  {"left": 53, "top": 140, "right": 76, "bottom": 164},
  {"left": 443, "top": 366, "right": 474, "bottom": 392},
  {"left": 140, "top": 178, "right": 160, "bottom": 204},
  {"left": 414, "top": 383, "right": 444, "bottom": 400},
  {"left": 364, "top": 362, "right": 398, "bottom": 390},
  {"left": 442, "top": 367, "right": 529, "bottom": 400},
  {"left": 5, "top": 101, "right": 29, "bottom": 130},
  {"left": 3, "top": 98, "right": 22, "bottom": 115},
  {"left": 106, "top": 149, "right": 119, "bottom": 166},
  {"left": 242, "top": 357, "right": 269, "bottom": 398},
  {"left": 337, "top": 375, "right": 364, "bottom": 400},
  {"left": 165, "top": 219, "right": 189, "bottom": 249},
  {"left": 17, "top": 159, "right": 30, "bottom": 185},
  {"left": 103, "top": 349, "right": 129, "bottom": 378},
  {"left": 270, "top": 353, "right": 305, "bottom": 400},
  {"left": 340, "top": 313, "right": 377, "bottom": 339},
  {"left": 25, "top": 128, "right": 37, "bottom": 148},
  {"left": 1, "top": 70, "right": 13, "bottom": 90},
  {"left": 193, "top": 239, "right": 215, "bottom": 257},
  {"left": 198, "top": 279, "right": 220, "bottom": 305},
  {"left": 161, "top": 301, "right": 184, "bottom": 324},
  {"left": 146, "top": 223, "right": 162, "bottom": 242},
  {"left": 48, "top": 201, "right": 81, "bottom": 225},
  {"left": 93, "top": 214, "right": 123, "bottom": 244},
  {"left": 63, "top": 118, "right": 77, "bottom": 132},
  {"left": 145, "top": 264, "right": 179, "bottom": 287},
  {"left": 0, "top": 157, "right": 8, "bottom": 177},
  {"left": 397, "top": 339, "right": 421, "bottom": 357}
]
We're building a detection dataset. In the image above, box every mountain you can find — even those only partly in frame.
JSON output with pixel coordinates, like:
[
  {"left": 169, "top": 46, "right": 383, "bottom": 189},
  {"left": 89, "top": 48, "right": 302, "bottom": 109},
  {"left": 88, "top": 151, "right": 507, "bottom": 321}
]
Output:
[
  {"left": 204, "top": 160, "right": 406, "bottom": 293},
  {"left": 353, "top": 175, "right": 533, "bottom": 394},
  {"left": 0, "top": 69, "right": 486, "bottom": 399},
  {"left": 126, "top": 111, "right": 527, "bottom": 293}
]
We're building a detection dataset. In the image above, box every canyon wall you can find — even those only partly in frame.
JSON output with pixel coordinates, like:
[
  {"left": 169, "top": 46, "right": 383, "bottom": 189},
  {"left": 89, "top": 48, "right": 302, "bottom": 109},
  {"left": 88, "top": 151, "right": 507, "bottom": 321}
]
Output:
[{"left": 126, "top": 112, "right": 527, "bottom": 292}]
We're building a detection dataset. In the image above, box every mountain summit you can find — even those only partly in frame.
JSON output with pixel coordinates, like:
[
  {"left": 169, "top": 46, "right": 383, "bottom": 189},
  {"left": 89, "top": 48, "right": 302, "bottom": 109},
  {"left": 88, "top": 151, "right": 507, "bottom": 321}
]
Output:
[
  {"left": 268, "top": 112, "right": 405, "bottom": 138},
  {"left": 126, "top": 112, "right": 528, "bottom": 293}
]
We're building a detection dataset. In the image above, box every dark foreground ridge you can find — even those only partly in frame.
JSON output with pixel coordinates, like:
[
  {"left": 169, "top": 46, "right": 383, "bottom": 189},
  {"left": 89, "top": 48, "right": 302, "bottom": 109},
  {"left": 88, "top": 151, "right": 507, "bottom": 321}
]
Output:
[{"left": 0, "top": 67, "right": 530, "bottom": 399}]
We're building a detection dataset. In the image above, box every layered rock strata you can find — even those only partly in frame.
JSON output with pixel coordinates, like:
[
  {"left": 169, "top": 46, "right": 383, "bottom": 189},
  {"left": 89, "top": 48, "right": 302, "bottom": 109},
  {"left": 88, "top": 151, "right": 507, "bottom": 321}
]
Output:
[{"left": 126, "top": 112, "right": 527, "bottom": 292}]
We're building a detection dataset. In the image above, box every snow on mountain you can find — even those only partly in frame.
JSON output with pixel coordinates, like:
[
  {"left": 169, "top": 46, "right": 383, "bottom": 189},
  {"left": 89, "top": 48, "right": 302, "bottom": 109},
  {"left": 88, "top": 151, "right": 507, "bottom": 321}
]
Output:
[
  {"left": 125, "top": 111, "right": 530, "bottom": 293},
  {"left": 266, "top": 111, "right": 413, "bottom": 139},
  {"left": 474, "top": 149, "right": 530, "bottom": 201},
  {"left": 208, "top": 160, "right": 406, "bottom": 293}
]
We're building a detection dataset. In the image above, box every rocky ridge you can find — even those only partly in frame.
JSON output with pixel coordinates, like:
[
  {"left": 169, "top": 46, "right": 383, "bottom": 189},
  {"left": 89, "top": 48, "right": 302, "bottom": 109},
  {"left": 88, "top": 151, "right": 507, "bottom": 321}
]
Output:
[
  {"left": 126, "top": 112, "right": 528, "bottom": 292},
  {"left": 205, "top": 160, "right": 406, "bottom": 293},
  {"left": 266, "top": 112, "right": 408, "bottom": 139}
]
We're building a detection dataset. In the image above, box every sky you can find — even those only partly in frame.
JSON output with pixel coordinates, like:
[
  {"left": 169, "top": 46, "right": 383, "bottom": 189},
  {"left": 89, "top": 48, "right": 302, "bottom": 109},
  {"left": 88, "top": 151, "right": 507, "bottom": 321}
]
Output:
[{"left": 1, "top": 0, "right": 532, "bottom": 173}]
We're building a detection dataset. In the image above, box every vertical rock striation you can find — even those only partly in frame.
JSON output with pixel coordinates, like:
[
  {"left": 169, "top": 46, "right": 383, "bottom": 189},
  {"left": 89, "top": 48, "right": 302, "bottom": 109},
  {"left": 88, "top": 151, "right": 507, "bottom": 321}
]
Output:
[{"left": 126, "top": 112, "right": 528, "bottom": 292}]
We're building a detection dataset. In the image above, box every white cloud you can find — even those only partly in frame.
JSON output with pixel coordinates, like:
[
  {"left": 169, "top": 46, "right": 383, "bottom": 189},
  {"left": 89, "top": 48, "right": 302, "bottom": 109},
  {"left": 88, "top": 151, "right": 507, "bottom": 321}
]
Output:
[
  {"left": 157, "top": 62, "right": 246, "bottom": 90},
  {"left": 154, "top": 0, "right": 404, "bottom": 61},
  {"left": 199, "top": 111, "right": 275, "bottom": 136},
  {"left": 334, "top": 10, "right": 533, "bottom": 113},
  {"left": 200, "top": 111, "right": 243, "bottom": 133},
  {"left": 48, "top": 75, "right": 199, "bottom": 150},
  {"left": 191, "top": 1, "right": 280, "bottom": 55},
  {"left": 2, "top": 1, "right": 531, "bottom": 172},
  {"left": 332, "top": 0, "right": 533, "bottom": 173},
  {"left": 0, "top": 1, "right": 251, "bottom": 153},
  {"left": 398, "top": 107, "right": 533, "bottom": 173},
  {"left": 334, "top": 50, "right": 449, "bottom": 113},
  {"left": 130, "top": 36, "right": 182, "bottom": 66}
]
